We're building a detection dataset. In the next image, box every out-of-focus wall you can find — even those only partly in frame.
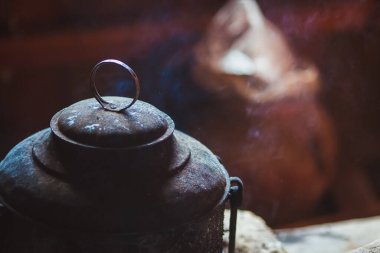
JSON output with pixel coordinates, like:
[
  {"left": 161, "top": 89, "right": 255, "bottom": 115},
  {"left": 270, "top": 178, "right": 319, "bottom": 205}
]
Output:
[{"left": 1, "top": 0, "right": 380, "bottom": 226}]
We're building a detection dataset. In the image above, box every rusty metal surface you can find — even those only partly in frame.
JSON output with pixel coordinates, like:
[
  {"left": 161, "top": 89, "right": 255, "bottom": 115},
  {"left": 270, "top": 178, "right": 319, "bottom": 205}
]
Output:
[
  {"left": 0, "top": 55, "right": 240, "bottom": 252},
  {"left": 0, "top": 89, "right": 236, "bottom": 253},
  {"left": 0, "top": 127, "right": 229, "bottom": 233}
]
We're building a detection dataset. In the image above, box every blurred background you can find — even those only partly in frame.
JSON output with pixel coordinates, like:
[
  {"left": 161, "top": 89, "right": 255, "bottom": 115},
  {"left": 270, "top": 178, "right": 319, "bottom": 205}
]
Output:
[{"left": 1, "top": 0, "right": 380, "bottom": 227}]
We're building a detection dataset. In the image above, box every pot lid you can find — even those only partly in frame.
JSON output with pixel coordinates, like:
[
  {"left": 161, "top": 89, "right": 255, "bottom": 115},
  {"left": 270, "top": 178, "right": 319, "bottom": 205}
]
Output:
[
  {"left": 51, "top": 59, "right": 173, "bottom": 149},
  {"left": 52, "top": 97, "right": 173, "bottom": 149}
]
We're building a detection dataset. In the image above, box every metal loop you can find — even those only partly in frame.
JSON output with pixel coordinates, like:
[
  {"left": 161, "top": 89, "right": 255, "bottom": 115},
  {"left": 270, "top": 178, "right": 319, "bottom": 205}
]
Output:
[{"left": 90, "top": 59, "right": 140, "bottom": 112}]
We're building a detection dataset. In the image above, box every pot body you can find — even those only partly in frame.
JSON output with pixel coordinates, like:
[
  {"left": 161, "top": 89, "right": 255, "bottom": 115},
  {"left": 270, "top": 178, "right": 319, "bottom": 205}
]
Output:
[
  {"left": 1, "top": 204, "right": 225, "bottom": 253},
  {"left": 0, "top": 96, "right": 240, "bottom": 253},
  {"left": 0, "top": 128, "right": 231, "bottom": 253}
]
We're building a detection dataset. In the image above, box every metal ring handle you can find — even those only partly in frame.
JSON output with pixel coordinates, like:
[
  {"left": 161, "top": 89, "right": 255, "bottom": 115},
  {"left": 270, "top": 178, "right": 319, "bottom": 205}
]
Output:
[{"left": 90, "top": 59, "right": 140, "bottom": 112}]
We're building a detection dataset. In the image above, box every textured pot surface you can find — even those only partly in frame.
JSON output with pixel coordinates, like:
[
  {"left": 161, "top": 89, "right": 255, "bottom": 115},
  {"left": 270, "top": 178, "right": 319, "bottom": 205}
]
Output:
[{"left": 0, "top": 97, "right": 229, "bottom": 233}]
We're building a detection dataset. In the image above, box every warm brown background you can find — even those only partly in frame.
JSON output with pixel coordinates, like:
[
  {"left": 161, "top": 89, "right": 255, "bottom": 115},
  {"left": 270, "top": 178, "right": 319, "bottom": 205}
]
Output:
[{"left": 1, "top": 0, "right": 380, "bottom": 225}]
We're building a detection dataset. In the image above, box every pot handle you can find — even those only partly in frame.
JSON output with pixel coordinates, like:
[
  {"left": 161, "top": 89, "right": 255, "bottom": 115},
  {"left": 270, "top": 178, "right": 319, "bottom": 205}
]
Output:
[
  {"left": 228, "top": 177, "right": 243, "bottom": 253},
  {"left": 90, "top": 59, "right": 141, "bottom": 112}
]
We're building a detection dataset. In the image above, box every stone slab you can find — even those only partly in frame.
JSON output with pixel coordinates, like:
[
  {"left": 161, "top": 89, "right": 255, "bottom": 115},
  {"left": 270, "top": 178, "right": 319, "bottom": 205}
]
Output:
[
  {"left": 223, "top": 210, "right": 287, "bottom": 253},
  {"left": 276, "top": 216, "right": 380, "bottom": 253}
]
